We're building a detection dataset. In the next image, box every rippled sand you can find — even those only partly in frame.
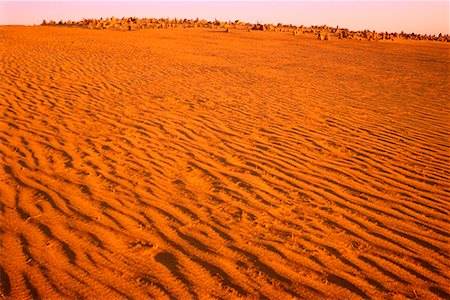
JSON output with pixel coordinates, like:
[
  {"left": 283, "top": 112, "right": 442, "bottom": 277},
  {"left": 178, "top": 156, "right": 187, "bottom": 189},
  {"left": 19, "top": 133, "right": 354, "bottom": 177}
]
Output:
[{"left": 0, "top": 26, "right": 449, "bottom": 299}]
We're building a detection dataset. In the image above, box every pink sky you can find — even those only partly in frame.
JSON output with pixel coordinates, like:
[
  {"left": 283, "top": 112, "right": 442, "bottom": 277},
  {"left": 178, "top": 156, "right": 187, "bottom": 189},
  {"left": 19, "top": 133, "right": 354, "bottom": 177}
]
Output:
[{"left": 0, "top": 1, "right": 448, "bottom": 35}]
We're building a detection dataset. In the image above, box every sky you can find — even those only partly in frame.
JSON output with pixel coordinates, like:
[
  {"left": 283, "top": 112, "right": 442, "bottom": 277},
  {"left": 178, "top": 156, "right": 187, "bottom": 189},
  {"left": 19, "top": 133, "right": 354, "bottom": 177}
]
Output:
[{"left": 0, "top": 1, "right": 448, "bottom": 35}]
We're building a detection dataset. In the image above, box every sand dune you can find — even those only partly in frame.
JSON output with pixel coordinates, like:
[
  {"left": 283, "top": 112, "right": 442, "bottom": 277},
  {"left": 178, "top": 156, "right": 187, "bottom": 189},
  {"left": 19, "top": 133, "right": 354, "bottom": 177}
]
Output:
[{"left": 0, "top": 26, "right": 449, "bottom": 299}]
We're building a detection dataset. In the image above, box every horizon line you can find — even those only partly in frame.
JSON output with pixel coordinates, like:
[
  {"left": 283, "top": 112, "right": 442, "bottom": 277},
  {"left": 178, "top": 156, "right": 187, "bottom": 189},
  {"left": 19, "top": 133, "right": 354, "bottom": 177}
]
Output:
[{"left": 1, "top": 1, "right": 448, "bottom": 35}]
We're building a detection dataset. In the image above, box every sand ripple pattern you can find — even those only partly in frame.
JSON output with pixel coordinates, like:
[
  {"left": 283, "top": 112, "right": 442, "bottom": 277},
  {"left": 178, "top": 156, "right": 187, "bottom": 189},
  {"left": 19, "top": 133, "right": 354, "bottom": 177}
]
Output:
[{"left": 1, "top": 26, "right": 449, "bottom": 299}]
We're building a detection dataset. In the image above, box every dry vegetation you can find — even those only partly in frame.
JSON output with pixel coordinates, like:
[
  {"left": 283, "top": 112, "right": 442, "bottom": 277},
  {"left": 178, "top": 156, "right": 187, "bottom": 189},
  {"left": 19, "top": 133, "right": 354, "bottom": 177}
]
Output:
[
  {"left": 0, "top": 23, "right": 449, "bottom": 299},
  {"left": 42, "top": 17, "right": 450, "bottom": 42}
]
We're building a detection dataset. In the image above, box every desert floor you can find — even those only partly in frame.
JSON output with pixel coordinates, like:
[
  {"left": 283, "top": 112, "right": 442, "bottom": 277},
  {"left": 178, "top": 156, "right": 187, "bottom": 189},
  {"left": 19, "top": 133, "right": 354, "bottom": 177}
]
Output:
[{"left": 0, "top": 26, "right": 449, "bottom": 299}]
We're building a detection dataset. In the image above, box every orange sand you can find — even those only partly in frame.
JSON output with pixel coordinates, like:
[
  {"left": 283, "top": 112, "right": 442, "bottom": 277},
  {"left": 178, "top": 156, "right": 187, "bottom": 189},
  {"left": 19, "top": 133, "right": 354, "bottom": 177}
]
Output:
[{"left": 0, "top": 26, "right": 449, "bottom": 299}]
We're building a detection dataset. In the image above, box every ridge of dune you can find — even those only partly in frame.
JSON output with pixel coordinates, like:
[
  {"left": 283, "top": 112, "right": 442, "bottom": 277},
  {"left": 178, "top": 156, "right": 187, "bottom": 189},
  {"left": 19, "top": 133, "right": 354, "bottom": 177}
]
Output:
[{"left": 0, "top": 25, "right": 449, "bottom": 299}]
